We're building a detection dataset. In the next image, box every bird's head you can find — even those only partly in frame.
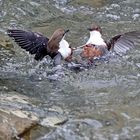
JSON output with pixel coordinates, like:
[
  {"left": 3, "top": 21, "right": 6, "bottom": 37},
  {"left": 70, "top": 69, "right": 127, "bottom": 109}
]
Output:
[
  {"left": 53, "top": 28, "right": 72, "bottom": 61},
  {"left": 87, "top": 24, "right": 102, "bottom": 34}
]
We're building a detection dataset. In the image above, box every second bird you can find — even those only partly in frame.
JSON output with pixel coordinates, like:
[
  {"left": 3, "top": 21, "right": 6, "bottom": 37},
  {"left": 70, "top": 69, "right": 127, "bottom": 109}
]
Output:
[{"left": 81, "top": 24, "right": 140, "bottom": 63}]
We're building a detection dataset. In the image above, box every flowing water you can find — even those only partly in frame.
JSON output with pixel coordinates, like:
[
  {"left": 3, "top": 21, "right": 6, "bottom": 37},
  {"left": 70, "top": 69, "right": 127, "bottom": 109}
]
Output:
[{"left": 0, "top": 0, "right": 140, "bottom": 139}]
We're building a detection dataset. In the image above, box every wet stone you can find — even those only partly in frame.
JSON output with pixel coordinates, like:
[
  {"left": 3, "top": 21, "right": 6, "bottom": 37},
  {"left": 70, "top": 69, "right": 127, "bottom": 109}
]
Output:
[
  {"left": 0, "top": 92, "right": 69, "bottom": 140},
  {"left": 0, "top": 93, "right": 39, "bottom": 140},
  {"left": 0, "top": 110, "right": 38, "bottom": 140}
]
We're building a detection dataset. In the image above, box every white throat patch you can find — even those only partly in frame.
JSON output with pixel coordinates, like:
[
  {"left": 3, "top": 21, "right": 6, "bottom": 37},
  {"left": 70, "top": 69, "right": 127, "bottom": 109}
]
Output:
[
  {"left": 58, "top": 38, "right": 71, "bottom": 59},
  {"left": 86, "top": 31, "right": 106, "bottom": 46}
]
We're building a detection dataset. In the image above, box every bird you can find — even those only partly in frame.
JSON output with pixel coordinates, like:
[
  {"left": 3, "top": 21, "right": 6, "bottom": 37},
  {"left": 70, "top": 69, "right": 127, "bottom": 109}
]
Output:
[
  {"left": 7, "top": 28, "right": 72, "bottom": 65},
  {"left": 80, "top": 24, "right": 140, "bottom": 63}
]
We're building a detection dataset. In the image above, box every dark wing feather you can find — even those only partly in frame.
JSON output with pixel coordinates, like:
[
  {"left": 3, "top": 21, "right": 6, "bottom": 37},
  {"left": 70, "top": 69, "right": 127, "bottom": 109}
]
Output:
[
  {"left": 107, "top": 31, "right": 140, "bottom": 55},
  {"left": 7, "top": 29, "right": 49, "bottom": 60}
]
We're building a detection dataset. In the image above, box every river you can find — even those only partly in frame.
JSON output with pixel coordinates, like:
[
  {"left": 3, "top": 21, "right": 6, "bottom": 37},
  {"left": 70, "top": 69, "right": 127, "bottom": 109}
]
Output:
[{"left": 0, "top": 0, "right": 140, "bottom": 139}]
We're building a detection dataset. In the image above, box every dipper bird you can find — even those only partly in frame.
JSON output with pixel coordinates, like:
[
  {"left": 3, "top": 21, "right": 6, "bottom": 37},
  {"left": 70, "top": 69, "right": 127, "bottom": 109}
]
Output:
[
  {"left": 7, "top": 28, "right": 72, "bottom": 65},
  {"left": 81, "top": 24, "right": 140, "bottom": 62}
]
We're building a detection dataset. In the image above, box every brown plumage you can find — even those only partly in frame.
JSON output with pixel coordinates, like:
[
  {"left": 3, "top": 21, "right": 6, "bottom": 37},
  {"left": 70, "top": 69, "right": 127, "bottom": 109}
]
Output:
[
  {"left": 81, "top": 44, "right": 103, "bottom": 59},
  {"left": 47, "top": 29, "right": 66, "bottom": 53}
]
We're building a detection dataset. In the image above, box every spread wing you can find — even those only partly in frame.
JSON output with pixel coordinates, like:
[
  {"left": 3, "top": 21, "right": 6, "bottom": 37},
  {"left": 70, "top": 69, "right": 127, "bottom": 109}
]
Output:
[
  {"left": 7, "top": 29, "right": 49, "bottom": 60},
  {"left": 107, "top": 31, "right": 140, "bottom": 55}
]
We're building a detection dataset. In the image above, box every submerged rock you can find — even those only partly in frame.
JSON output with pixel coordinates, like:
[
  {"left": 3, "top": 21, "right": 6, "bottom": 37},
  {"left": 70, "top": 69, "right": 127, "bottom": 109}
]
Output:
[
  {"left": 41, "top": 115, "right": 68, "bottom": 127},
  {"left": 0, "top": 34, "right": 15, "bottom": 60},
  {"left": 0, "top": 34, "right": 14, "bottom": 49}
]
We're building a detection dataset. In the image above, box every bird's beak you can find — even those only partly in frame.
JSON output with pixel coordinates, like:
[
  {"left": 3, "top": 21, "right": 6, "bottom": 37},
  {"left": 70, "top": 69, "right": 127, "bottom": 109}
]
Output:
[
  {"left": 87, "top": 28, "right": 92, "bottom": 31},
  {"left": 64, "top": 29, "right": 70, "bottom": 34}
]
